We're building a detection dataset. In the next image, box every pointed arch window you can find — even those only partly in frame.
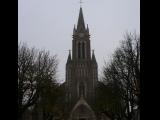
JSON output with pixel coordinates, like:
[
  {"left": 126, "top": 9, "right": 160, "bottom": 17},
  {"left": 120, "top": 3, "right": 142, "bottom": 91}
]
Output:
[
  {"left": 78, "top": 42, "right": 81, "bottom": 59},
  {"left": 82, "top": 42, "right": 85, "bottom": 59},
  {"left": 79, "top": 82, "right": 85, "bottom": 97}
]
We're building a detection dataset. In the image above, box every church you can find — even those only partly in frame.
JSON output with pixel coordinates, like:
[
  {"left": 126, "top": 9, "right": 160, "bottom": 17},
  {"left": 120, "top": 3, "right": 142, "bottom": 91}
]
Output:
[{"left": 65, "top": 7, "right": 98, "bottom": 120}]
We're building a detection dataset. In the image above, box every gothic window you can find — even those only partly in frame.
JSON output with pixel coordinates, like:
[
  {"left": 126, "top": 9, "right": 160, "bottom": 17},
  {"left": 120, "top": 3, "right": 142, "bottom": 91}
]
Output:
[
  {"left": 93, "top": 69, "right": 94, "bottom": 78},
  {"left": 78, "top": 69, "right": 79, "bottom": 76},
  {"left": 78, "top": 42, "right": 81, "bottom": 59},
  {"left": 81, "top": 69, "right": 82, "bottom": 76},
  {"left": 69, "top": 69, "right": 71, "bottom": 79},
  {"left": 82, "top": 42, "right": 85, "bottom": 59},
  {"left": 80, "top": 69, "right": 82, "bottom": 76},
  {"left": 79, "top": 82, "right": 85, "bottom": 97},
  {"left": 83, "top": 69, "right": 84, "bottom": 76},
  {"left": 69, "top": 93, "right": 71, "bottom": 101}
]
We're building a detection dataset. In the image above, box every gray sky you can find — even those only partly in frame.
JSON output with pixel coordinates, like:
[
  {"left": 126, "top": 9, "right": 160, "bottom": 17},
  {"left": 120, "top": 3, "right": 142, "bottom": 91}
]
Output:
[{"left": 18, "top": 0, "right": 140, "bottom": 83}]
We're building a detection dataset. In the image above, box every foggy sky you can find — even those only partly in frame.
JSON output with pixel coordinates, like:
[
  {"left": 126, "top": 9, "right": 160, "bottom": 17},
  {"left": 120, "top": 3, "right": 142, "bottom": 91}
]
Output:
[{"left": 18, "top": 0, "right": 140, "bottom": 83}]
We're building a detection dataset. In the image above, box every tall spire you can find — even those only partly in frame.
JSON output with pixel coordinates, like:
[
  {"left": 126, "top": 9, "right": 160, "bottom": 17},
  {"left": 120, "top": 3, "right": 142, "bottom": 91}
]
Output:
[{"left": 77, "top": 7, "right": 85, "bottom": 31}]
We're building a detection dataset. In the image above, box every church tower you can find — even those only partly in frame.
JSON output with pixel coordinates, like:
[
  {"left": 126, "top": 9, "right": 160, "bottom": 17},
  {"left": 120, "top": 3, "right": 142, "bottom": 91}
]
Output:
[{"left": 65, "top": 7, "right": 98, "bottom": 120}]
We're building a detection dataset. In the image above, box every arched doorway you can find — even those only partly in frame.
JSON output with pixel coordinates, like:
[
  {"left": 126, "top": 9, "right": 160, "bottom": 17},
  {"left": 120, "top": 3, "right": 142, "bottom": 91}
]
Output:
[{"left": 69, "top": 96, "right": 96, "bottom": 120}]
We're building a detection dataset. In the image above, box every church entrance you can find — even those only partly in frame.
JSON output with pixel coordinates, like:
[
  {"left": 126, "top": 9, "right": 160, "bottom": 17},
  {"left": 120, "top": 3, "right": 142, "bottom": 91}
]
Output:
[{"left": 69, "top": 96, "right": 96, "bottom": 120}]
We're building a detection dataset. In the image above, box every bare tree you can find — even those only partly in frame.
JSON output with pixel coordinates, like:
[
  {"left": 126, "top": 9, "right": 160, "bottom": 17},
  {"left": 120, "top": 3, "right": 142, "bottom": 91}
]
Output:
[
  {"left": 102, "top": 32, "right": 140, "bottom": 120},
  {"left": 18, "top": 43, "right": 58, "bottom": 120}
]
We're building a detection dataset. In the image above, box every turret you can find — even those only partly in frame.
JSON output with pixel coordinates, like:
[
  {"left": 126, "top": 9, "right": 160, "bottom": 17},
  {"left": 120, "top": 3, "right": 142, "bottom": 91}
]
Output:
[
  {"left": 67, "top": 50, "right": 72, "bottom": 63},
  {"left": 86, "top": 24, "right": 89, "bottom": 33},
  {"left": 92, "top": 50, "right": 97, "bottom": 65},
  {"left": 73, "top": 24, "right": 76, "bottom": 35}
]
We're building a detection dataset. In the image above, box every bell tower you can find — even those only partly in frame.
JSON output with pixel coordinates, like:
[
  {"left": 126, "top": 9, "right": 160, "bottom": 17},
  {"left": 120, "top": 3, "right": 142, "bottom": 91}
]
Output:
[
  {"left": 66, "top": 7, "right": 98, "bottom": 113},
  {"left": 72, "top": 7, "right": 91, "bottom": 61}
]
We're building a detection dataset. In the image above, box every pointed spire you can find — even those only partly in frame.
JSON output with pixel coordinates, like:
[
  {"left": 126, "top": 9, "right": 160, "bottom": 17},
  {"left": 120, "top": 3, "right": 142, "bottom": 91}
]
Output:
[
  {"left": 73, "top": 24, "right": 76, "bottom": 35},
  {"left": 77, "top": 7, "right": 85, "bottom": 31},
  {"left": 74, "top": 24, "right": 76, "bottom": 30},
  {"left": 92, "top": 50, "right": 97, "bottom": 63},
  {"left": 67, "top": 50, "right": 71, "bottom": 62},
  {"left": 86, "top": 24, "right": 89, "bottom": 33}
]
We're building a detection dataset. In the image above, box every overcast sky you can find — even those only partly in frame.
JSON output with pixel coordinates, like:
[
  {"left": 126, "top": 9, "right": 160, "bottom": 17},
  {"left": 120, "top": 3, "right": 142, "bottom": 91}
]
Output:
[{"left": 18, "top": 0, "right": 140, "bottom": 83}]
